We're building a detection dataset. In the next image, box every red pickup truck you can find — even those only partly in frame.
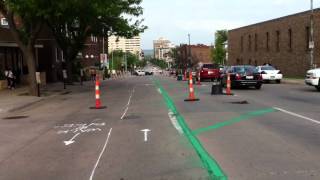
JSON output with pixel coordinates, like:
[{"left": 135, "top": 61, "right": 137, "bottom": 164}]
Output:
[{"left": 199, "top": 64, "right": 220, "bottom": 81}]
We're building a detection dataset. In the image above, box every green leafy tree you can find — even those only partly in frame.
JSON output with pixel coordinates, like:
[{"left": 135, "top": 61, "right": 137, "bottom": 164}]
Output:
[
  {"left": 212, "top": 30, "right": 228, "bottom": 65},
  {"left": 149, "top": 58, "right": 168, "bottom": 69},
  {"left": 46, "top": 0, "right": 146, "bottom": 81},
  {"left": 0, "top": 0, "right": 48, "bottom": 95}
]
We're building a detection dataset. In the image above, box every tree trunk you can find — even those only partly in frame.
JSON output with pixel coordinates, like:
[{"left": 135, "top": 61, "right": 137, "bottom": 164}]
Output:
[{"left": 24, "top": 48, "right": 38, "bottom": 96}]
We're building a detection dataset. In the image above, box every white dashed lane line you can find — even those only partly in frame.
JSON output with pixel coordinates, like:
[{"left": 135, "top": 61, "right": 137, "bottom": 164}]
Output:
[{"left": 274, "top": 107, "right": 320, "bottom": 125}]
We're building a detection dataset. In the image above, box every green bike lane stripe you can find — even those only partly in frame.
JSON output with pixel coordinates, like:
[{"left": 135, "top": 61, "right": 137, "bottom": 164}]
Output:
[
  {"left": 193, "top": 108, "right": 277, "bottom": 135},
  {"left": 153, "top": 78, "right": 227, "bottom": 180}
]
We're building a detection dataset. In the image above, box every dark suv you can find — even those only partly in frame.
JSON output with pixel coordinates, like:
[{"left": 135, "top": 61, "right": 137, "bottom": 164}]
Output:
[{"left": 221, "top": 65, "right": 263, "bottom": 89}]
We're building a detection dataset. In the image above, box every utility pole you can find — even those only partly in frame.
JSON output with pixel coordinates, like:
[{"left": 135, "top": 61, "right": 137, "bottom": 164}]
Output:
[
  {"left": 188, "top": 34, "right": 192, "bottom": 69},
  {"left": 310, "top": 0, "right": 315, "bottom": 69}
]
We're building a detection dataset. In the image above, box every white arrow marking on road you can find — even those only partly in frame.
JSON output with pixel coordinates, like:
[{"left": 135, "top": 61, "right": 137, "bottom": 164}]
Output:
[
  {"left": 141, "top": 129, "right": 151, "bottom": 142},
  {"left": 64, "top": 133, "right": 81, "bottom": 146}
]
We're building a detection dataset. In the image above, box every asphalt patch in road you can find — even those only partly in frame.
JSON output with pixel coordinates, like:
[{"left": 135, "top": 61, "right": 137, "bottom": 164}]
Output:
[
  {"left": 122, "top": 115, "right": 140, "bottom": 120},
  {"left": 229, "top": 100, "right": 249, "bottom": 104},
  {"left": 2, "top": 115, "right": 29, "bottom": 120}
]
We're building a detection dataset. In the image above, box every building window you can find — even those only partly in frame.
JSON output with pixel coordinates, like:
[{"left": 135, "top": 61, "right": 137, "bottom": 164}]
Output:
[
  {"left": 306, "top": 26, "right": 310, "bottom": 51},
  {"left": 248, "top": 35, "right": 252, "bottom": 51},
  {"left": 288, "top": 29, "right": 292, "bottom": 51},
  {"left": 248, "top": 59, "right": 252, "bottom": 65},
  {"left": 276, "top": 30, "right": 280, "bottom": 52},
  {"left": 266, "top": 32, "right": 269, "bottom": 51},
  {"left": 254, "top": 33, "right": 258, "bottom": 52},
  {"left": 241, "top": 36, "right": 244, "bottom": 52}
]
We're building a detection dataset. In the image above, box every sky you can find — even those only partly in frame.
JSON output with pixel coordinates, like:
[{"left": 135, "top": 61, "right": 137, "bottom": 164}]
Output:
[{"left": 140, "top": 0, "right": 320, "bottom": 49}]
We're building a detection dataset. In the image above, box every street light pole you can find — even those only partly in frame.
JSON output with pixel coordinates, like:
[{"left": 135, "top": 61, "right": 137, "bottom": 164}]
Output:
[
  {"left": 188, "top": 34, "right": 192, "bottom": 69},
  {"left": 310, "top": 0, "right": 315, "bottom": 69}
]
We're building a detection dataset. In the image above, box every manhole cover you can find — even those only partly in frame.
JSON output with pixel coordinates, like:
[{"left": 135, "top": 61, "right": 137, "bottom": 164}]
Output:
[
  {"left": 230, "top": 101, "right": 249, "bottom": 104},
  {"left": 3, "top": 116, "right": 29, "bottom": 120}
]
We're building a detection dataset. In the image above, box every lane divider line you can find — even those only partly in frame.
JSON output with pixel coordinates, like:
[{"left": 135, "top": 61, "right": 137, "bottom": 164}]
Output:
[
  {"left": 193, "top": 108, "right": 277, "bottom": 135},
  {"left": 121, "top": 88, "right": 135, "bottom": 120},
  {"left": 274, "top": 107, "right": 320, "bottom": 125},
  {"left": 89, "top": 127, "right": 112, "bottom": 180},
  {"left": 153, "top": 78, "right": 227, "bottom": 180}
]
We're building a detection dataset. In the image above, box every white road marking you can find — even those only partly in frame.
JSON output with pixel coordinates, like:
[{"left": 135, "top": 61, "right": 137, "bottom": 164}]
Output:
[
  {"left": 121, "top": 88, "right": 135, "bottom": 120},
  {"left": 168, "top": 111, "right": 183, "bottom": 134},
  {"left": 89, "top": 128, "right": 112, "bottom": 180},
  {"left": 120, "top": 107, "right": 129, "bottom": 120},
  {"left": 141, "top": 129, "right": 151, "bottom": 142},
  {"left": 274, "top": 107, "right": 320, "bottom": 125},
  {"left": 64, "top": 133, "right": 81, "bottom": 146}
]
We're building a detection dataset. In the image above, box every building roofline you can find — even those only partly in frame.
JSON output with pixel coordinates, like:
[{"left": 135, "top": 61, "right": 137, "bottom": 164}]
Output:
[{"left": 229, "top": 8, "right": 320, "bottom": 32}]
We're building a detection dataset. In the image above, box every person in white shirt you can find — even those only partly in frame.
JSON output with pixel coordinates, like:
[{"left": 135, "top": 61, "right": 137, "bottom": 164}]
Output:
[
  {"left": 4, "top": 68, "right": 10, "bottom": 89},
  {"left": 7, "top": 69, "right": 15, "bottom": 90}
]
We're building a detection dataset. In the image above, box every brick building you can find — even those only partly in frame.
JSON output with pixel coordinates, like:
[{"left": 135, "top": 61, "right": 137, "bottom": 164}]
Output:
[
  {"left": 178, "top": 44, "right": 212, "bottom": 68},
  {"left": 0, "top": 14, "right": 104, "bottom": 86},
  {"left": 228, "top": 9, "right": 320, "bottom": 77},
  {"left": 80, "top": 35, "right": 104, "bottom": 68}
]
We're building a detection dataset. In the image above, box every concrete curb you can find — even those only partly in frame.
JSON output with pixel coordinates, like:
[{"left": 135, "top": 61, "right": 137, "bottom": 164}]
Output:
[
  {"left": 8, "top": 98, "right": 45, "bottom": 113},
  {"left": 282, "top": 79, "right": 304, "bottom": 85}
]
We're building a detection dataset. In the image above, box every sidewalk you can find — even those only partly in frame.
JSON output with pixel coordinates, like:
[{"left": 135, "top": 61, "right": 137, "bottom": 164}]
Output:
[
  {"left": 282, "top": 78, "right": 305, "bottom": 85},
  {"left": 0, "top": 82, "right": 89, "bottom": 114}
]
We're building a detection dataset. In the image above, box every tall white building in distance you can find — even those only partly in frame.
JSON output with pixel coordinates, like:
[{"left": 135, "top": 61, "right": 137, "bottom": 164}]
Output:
[
  {"left": 108, "top": 35, "right": 141, "bottom": 56},
  {"left": 153, "top": 37, "right": 175, "bottom": 63}
]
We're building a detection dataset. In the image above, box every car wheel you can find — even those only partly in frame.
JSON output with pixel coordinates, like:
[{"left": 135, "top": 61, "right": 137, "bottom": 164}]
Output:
[
  {"left": 316, "top": 79, "right": 320, "bottom": 91},
  {"left": 276, "top": 80, "right": 281, "bottom": 84},
  {"left": 255, "top": 84, "right": 262, "bottom": 90}
]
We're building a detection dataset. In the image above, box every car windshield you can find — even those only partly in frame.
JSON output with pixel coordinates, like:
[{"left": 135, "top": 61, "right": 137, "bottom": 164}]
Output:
[
  {"left": 202, "top": 64, "right": 218, "bottom": 69},
  {"left": 234, "top": 66, "right": 258, "bottom": 73},
  {"left": 261, "top": 66, "right": 276, "bottom": 70}
]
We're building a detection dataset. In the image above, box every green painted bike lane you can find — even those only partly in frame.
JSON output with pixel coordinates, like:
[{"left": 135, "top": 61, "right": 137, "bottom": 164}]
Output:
[
  {"left": 153, "top": 78, "right": 227, "bottom": 180},
  {"left": 153, "top": 77, "right": 279, "bottom": 180}
]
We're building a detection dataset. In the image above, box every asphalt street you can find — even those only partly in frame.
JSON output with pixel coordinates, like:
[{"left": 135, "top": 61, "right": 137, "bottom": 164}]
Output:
[{"left": 0, "top": 76, "right": 319, "bottom": 180}]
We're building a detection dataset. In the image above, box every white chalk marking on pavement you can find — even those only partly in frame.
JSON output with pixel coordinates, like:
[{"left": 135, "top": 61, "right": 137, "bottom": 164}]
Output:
[
  {"left": 89, "top": 128, "right": 112, "bottom": 180},
  {"left": 120, "top": 107, "right": 129, "bottom": 120},
  {"left": 121, "top": 88, "right": 135, "bottom": 120},
  {"left": 168, "top": 111, "right": 183, "bottom": 134},
  {"left": 64, "top": 133, "right": 81, "bottom": 146},
  {"left": 141, "top": 129, "right": 151, "bottom": 142},
  {"left": 274, "top": 107, "right": 320, "bottom": 125}
]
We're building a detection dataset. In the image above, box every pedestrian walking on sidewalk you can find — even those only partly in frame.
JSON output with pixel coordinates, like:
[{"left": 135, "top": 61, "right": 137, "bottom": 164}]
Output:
[
  {"left": 90, "top": 68, "right": 96, "bottom": 81},
  {"left": 4, "top": 68, "right": 10, "bottom": 89},
  {"left": 7, "top": 69, "right": 15, "bottom": 90}
]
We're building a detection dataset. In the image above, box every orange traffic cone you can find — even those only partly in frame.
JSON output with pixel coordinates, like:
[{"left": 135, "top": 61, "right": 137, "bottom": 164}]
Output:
[
  {"left": 226, "top": 73, "right": 232, "bottom": 95},
  {"left": 197, "top": 72, "right": 201, "bottom": 85},
  {"left": 90, "top": 75, "right": 106, "bottom": 109},
  {"left": 185, "top": 73, "right": 200, "bottom": 102}
]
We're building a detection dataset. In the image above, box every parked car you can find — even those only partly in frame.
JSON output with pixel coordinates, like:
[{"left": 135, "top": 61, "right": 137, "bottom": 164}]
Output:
[
  {"left": 199, "top": 63, "right": 220, "bottom": 81},
  {"left": 305, "top": 68, "right": 320, "bottom": 91},
  {"left": 221, "top": 65, "right": 263, "bottom": 89},
  {"left": 134, "top": 70, "right": 146, "bottom": 76},
  {"left": 256, "top": 65, "right": 283, "bottom": 83}
]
